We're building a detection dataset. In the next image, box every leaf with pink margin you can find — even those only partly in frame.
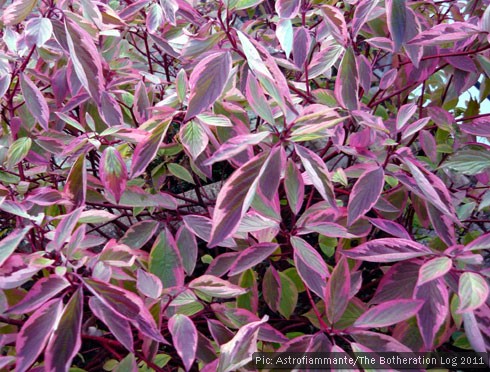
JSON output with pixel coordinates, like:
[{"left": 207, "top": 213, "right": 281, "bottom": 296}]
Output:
[
  {"left": 347, "top": 165, "right": 384, "bottom": 226},
  {"left": 1, "top": 0, "right": 37, "bottom": 26},
  {"left": 460, "top": 118, "right": 490, "bottom": 136},
  {"left": 368, "top": 218, "right": 411, "bottom": 239},
  {"left": 407, "top": 22, "right": 480, "bottom": 46},
  {"left": 64, "top": 19, "right": 104, "bottom": 104},
  {"left": 15, "top": 298, "right": 63, "bottom": 372},
  {"left": 100, "top": 146, "right": 127, "bottom": 204},
  {"left": 427, "top": 203, "right": 456, "bottom": 247},
  {"left": 183, "top": 215, "right": 236, "bottom": 248},
  {"left": 204, "top": 132, "right": 270, "bottom": 166},
  {"left": 379, "top": 68, "right": 397, "bottom": 90},
  {"left": 417, "top": 257, "right": 452, "bottom": 286},
  {"left": 284, "top": 159, "right": 304, "bottom": 215},
  {"left": 19, "top": 73, "right": 49, "bottom": 130},
  {"left": 0, "top": 226, "right": 32, "bottom": 267},
  {"left": 353, "top": 299, "right": 424, "bottom": 328},
  {"left": 386, "top": 0, "right": 407, "bottom": 52},
  {"left": 45, "top": 287, "right": 83, "bottom": 372},
  {"left": 149, "top": 228, "right": 185, "bottom": 289},
  {"left": 458, "top": 272, "right": 489, "bottom": 313},
  {"left": 51, "top": 207, "right": 83, "bottom": 251},
  {"left": 464, "top": 233, "right": 490, "bottom": 251},
  {"left": 293, "top": 27, "right": 311, "bottom": 69},
  {"left": 209, "top": 152, "right": 268, "bottom": 247},
  {"left": 189, "top": 275, "right": 247, "bottom": 298},
  {"left": 343, "top": 238, "right": 433, "bottom": 262},
  {"left": 7, "top": 275, "right": 69, "bottom": 314},
  {"left": 321, "top": 5, "right": 348, "bottom": 46},
  {"left": 291, "top": 236, "right": 329, "bottom": 299},
  {"left": 63, "top": 154, "right": 86, "bottom": 207},
  {"left": 217, "top": 316, "right": 269, "bottom": 372},
  {"left": 89, "top": 297, "right": 134, "bottom": 352},
  {"left": 205, "top": 252, "right": 240, "bottom": 277},
  {"left": 228, "top": 243, "right": 279, "bottom": 276},
  {"left": 335, "top": 47, "right": 359, "bottom": 111},
  {"left": 257, "top": 146, "right": 284, "bottom": 201},
  {"left": 129, "top": 119, "right": 170, "bottom": 179},
  {"left": 300, "top": 221, "right": 355, "bottom": 239},
  {"left": 184, "top": 52, "right": 232, "bottom": 121},
  {"left": 133, "top": 81, "right": 150, "bottom": 124},
  {"left": 100, "top": 91, "right": 123, "bottom": 127},
  {"left": 137, "top": 269, "right": 163, "bottom": 299},
  {"left": 325, "top": 257, "right": 351, "bottom": 324},
  {"left": 176, "top": 225, "right": 198, "bottom": 276},
  {"left": 275, "top": 0, "right": 300, "bottom": 19},
  {"left": 462, "top": 311, "right": 487, "bottom": 352},
  {"left": 180, "top": 120, "right": 208, "bottom": 160},
  {"left": 351, "top": 0, "right": 379, "bottom": 39},
  {"left": 169, "top": 314, "right": 197, "bottom": 371},
  {"left": 208, "top": 319, "right": 234, "bottom": 345},
  {"left": 351, "top": 330, "right": 413, "bottom": 352},
  {"left": 245, "top": 73, "right": 275, "bottom": 125},
  {"left": 146, "top": 3, "right": 163, "bottom": 33},
  {"left": 295, "top": 144, "right": 337, "bottom": 209},
  {"left": 119, "top": 220, "right": 159, "bottom": 249},
  {"left": 415, "top": 278, "right": 449, "bottom": 349},
  {"left": 262, "top": 265, "right": 282, "bottom": 312},
  {"left": 396, "top": 103, "right": 417, "bottom": 131},
  {"left": 160, "top": 0, "right": 178, "bottom": 26},
  {"left": 83, "top": 278, "right": 166, "bottom": 343}
]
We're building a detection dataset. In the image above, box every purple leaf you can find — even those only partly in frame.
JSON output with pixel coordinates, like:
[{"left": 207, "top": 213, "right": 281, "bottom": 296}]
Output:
[
  {"left": 15, "top": 298, "right": 63, "bottom": 372},
  {"left": 458, "top": 272, "right": 489, "bottom": 313},
  {"left": 208, "top": 319, "right": 234, "bottom": 345},
  {"left": 353, "top": 299, "right": 424, "bottom": 328},
  {"left": 169, "top": 314, "right": 197, "bottom": 371},
  {"left": 19, "top": 73, "right": 49, "bottom": 130},
  {"left": 189, "top": 275, "right": 248, "bottom": 298},
  {"left": 417, "top": 257, "right": 452, "bottom": 286},
  {"left": 293, "top": 27, "right": 311, "bottom": 69},
  {"left": 51, "top": 207, "right": 83, "bottom": 251},
  {"left": 396, "top": 103, "right": 417, "bottom": 131},
  {"left": 217, "top": 316, "right": 269, "bottom": 372},
  {"left": 351, "top": 330, "right": 413, "bottom": 352},
  {"left": 7, "top": 275, "right": 70, "bottom": 314},
  {"left": 275, "top": 0, "right": 300, "bottom": 19},
  {"left": 176, "top": 225, "right": 198, "bottom": 276},
  {"left": 295, "top": 144, "right": 337, "bottom": 209},
  {"left": 100, "top": 146, "right": 127, "bottom": 204},
  {"left": 335, "top": 47, "right": 359, "bottom": 110},
  {"left": 321, "top": 5, "right": 348, "bottom": 46},
  {"left": 262, "top": 265, "right": 282, "bottom": 312},
  {"left": 208, "top": 152, "right": 267, "bottom": 247},
  {"left": 83, "top": 278, "right": 165, "bottom": 343},
  {"left": 325, "top": 257, "right": 351, "bottom": 324},
  {"left": 100, "top": 91, "right": 123, "bottom": 127},
  {"left": 45, "top": 287, "right": 83, "bottom": 372},
  {"left": 89, "top": 297, "right": 134, "bottom": 352},
  {"left": 386, "top": 0, "right": 407, "bottom": 52},
  {"left": 119, "top": 220, "right": 159, "bottom": 249},
  {"left": 129, "top": 120, "right": 170, "bottom": 179},
  {"left": 228, "top": 243, "right": 279, "bottom": 276},
  {"left": 415, "top": 278, "right": 449, "bottom": 349},
  {"left": 368, "top": 218, "right": 411, "bottom": 239},
  {"left": 460, "top": 118, "right": 490, "bottom": 136},
  {"left": 462, "top": 311, "right": 487, "bottom": 352},
  {"left": 379, "top": 68, "right": 397, "bottom": 90},
  {"left": 183, "top": 215, "right": 236, "bottom": 248},
  {"left": 137, "top": 269, "right": 163, "bottom": 299},
  {"left": 0, "top": 226, "right": 32, "bottom": 267},
  {"left": 64, "top": 19, "right": 104, "bottom": 104},
  {"left": 347, "top": 166, "right": 384, "bottom": 226},
  {"left": 291, "top": 236, "right": 329, "bottom": 299},
  {"left": 284, "top": 159, "right": 304, "bottom": 215},
  {"left": 149, "top": 228, "right": 185, "bottom": 289},
  {"left": 184, "top": 52, "right": 232, "bottom": 121},
  {"left": 351, "top": 0, "right": 380, "bottom": 39},
  {"left": 63, "top": 154, "right": 87, "bottom": 207},
  {"left": 343, "top": 238, "right": 433, "bottom": 262}
]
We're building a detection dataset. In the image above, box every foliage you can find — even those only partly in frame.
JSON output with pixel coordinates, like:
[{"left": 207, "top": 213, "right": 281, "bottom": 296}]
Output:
[{"left": 1, "top": 0, "right": 490, "bottom": 370}]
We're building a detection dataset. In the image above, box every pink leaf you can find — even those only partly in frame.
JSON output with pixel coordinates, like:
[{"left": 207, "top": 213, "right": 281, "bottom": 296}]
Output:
[
  {"left": 275, "top": 0, "right": 300, "bottom": 19},
  {"left": 189, "top": 275, "right": 247, "bottom": 298},
  {"left": 7, "top": 275, "right": 70, "bottom": 314},
  {"left": 293, "top": 27, "right": 311, "bottom": 68},
  {"left": 368, "top": 218, "right": 411, "bottom": 239},
  {"left": 397, "top": 103, "right": 418, "bottom": 132},
  {"left": 228, "top": 243, "right": 279, "bottom": 276},
  {"left": 19, "top": 73, "right": 49, "bottom": 130},
  {"left": 0, "top": 226, "right": 32, "bottom": 267},
  {"left": 45, "top": 288, "right": 83, "bottom": 372},
  {"left": 370, "top": 262, "right": 419, "bottom": 304},
  {"left": 321, "top": 5, "right": 348, "bottom": 46},
  {"left": 415, "top": 278, "right": 449, "bottom": 349},
  {"left": 284, "top": 159, "right": 305, "bottom": 215},
  {"left": 184, "top": 52, "right": 232, "bottom": 121},
  {"left": 351, "top": 0, "right": 380, "bottom": 39},
  {"left": 100, "top": 91, "right": 123, "bottom": 126},
  {"left": 245, "top": 73, "right": 275, "bottom": 125},
  {"left": 353, "top": 299, "right": 424, "bottom": 328},
  {"left": 15, "top": 298, "right": 63, "bottom": 372},
  {"left": 291, "top": 236, "right": 329, "bottom": 299},
  {"left": 183, "top": 215, "right": 236, "bottom": 248},
  {"left": 137, "top": 269, "right": 163, "bottom": 299},
  {"left": 52, "top": 207, "right": 84, "bottom": 251},
  {"left": 343, "top": 238, "right": 433, "bottom": 262},
  {"left": 64, "top": 19, "right": 104, "bottom": 104},
  {"left": 100, "top": 146, "right": 127, "bottom": 203},
  {"left": 169, "top": 314, "right": 197, "bottom": 371},
  {"left": 347, "top": 165, "right": 384, "bottom": 226}
]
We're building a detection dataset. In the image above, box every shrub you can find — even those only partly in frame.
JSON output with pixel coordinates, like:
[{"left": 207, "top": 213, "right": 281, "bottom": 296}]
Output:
[{"left": 1, "top": 0, "right": 490, "bottom": 370}]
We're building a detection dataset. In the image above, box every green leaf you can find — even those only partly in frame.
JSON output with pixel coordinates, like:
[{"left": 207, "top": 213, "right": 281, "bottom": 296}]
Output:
[
  {"left": 458, "top": 272, "right": 489, "bottom": 313},
  {"left": 6, "top": 137, "right": 31, "bottom": 169},
  {"left": 167, "top": 163, "right": 195, "bottom": 184},
  {"left": 443, "top": 149, "right": 490, "bottom": 175},
  {"left": 278, "top": 271, "right": 297, "bottom": 319},
  {"left": 149, "top": 228, "right": 185, "bottom": 289}
]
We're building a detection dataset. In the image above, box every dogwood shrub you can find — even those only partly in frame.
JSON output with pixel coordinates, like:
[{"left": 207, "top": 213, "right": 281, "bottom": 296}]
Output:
[{"left": 1, "top": 0, "right": 490, "bottom": 370}]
